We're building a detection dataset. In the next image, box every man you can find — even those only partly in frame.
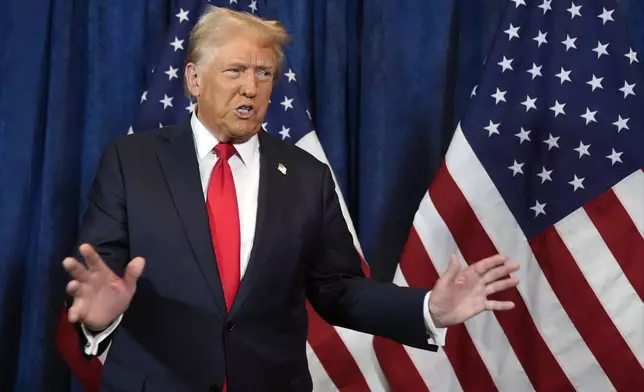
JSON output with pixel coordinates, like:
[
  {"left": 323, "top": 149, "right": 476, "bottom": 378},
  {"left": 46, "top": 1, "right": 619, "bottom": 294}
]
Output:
[{"left": 63, "top": 6, "right": 519, "bottom": 392}]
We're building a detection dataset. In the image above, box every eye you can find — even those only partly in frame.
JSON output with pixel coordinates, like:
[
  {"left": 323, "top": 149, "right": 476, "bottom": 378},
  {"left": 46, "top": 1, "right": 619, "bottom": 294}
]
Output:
[{"left": 224, "top": 69, "right": 241, "bottom": 78}]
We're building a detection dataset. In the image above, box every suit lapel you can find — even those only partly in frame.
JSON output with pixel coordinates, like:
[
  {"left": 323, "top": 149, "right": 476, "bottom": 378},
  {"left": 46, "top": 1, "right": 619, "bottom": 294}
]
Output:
[
  {"left": 230, "top": 131, "right": 287, "bottom": 317},
  {"left": 156, "top": 120, "right": 226, "bottom": 318}
]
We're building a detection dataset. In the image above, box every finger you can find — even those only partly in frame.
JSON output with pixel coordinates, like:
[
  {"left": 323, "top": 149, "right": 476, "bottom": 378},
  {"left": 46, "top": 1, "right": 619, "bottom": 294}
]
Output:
[
  {"left": 67, "top": 298, "right": 86, "bottom": 323},
  {"left": 440, "top": 254, "right": 461, "bottom": 282},
  {"left": 123, "top": 257, "right": 145, "bottom": 290},
  {"left": 62, "top": 257, "right": 90, "bottom": 282},
  {"left": 484, "top": 276, "right": 519, "bottom": 295},
  {"left": 485, "top": 300, "right": 515, "bottom": 311},
  {"left": 474, "top": 254, "right": 508, "bottom": 275},
  {"left": 482, "top": 262, "right": 520, "bottom": 284},
  {"left": 66, "top": 280, "right": 82, "bottom": 297},
  {"left": 79, "top": 243, "right": 106, "bottom": 271}
]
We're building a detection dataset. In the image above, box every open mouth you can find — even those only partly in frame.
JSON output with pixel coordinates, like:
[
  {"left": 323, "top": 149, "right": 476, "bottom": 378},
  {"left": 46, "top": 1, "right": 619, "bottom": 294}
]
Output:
[{"left": 234, "top": 105, "right": 254, "bottom": 119}]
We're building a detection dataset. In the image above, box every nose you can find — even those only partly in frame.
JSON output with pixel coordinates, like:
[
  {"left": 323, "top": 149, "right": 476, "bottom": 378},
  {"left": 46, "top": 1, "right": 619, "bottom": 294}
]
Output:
[{"left": 240, "top": 71, "right": 257, "bottom": 98}]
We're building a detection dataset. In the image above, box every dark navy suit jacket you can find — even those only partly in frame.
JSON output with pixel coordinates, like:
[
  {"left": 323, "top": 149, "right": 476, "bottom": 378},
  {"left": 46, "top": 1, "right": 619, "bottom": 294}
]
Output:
[{"left": 73, "top": 118, "right": 436, "bottom": 392}]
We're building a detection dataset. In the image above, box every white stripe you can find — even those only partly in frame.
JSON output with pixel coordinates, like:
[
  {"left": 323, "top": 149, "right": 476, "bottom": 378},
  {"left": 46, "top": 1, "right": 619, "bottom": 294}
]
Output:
[
  {"left": 555, "top": 208, "right": 644, "bottom": 368},
  {"left": 413, "top": 194, "right": 534, "bottom": 392},
  {"left": 307, "top": 342, "right": 340, "bottom": 392},
  {"left": 443, "top": 125, "right": 615, "bottom": 392},
  {"left": 333, "top": 327, "right": 390, "bottom": 391},
  {"left": 612, "top": 169, "right": 644, "bottom": 238},
  {"left": 393, "top": 267, "right": 463, "bottom": 392}
]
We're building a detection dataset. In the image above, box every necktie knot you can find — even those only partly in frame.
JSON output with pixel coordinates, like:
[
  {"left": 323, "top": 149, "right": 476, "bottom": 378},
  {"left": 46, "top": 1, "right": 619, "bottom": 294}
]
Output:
[{"left": 214, "top": 143, "right": 237, "bottom": 162}]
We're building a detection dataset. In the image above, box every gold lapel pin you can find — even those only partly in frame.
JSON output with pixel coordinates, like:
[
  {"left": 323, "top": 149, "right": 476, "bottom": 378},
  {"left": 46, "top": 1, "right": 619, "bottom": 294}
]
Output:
[{"left": 278, "top": 162, "right": 287, "bottom": 175}]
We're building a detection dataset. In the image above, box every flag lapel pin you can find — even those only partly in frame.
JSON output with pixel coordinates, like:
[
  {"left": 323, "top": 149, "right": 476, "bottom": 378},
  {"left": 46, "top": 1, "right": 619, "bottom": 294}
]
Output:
[{"left": 278, "top": 163, "right": 287, "bottom": 175}]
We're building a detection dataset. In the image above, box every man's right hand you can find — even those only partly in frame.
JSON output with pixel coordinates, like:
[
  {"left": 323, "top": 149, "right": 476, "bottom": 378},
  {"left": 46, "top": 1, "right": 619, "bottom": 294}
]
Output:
[{"left": 62, "top": 243, "right": 145, "bottom": 331}]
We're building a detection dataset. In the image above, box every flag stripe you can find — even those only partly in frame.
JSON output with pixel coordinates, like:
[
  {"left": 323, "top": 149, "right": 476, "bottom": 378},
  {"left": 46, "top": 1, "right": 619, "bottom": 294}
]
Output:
[
  {"left": 372, "top": 336, "right": 430, "bottom": 392},
  {"left": 531, "top": 226, "right": 643, "bottom": 391},
  {"left": 306, "top": 342, "right": 339, "bottom": 392},
  {"left": 612, "top": 169, "right": 644, "bottom": 238}
]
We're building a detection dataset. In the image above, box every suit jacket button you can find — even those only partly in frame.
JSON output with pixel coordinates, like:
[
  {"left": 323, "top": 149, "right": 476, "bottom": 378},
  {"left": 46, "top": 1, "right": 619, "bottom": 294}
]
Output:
[{"left": 226, "top": 321, "right": 235, "bottom": 331}]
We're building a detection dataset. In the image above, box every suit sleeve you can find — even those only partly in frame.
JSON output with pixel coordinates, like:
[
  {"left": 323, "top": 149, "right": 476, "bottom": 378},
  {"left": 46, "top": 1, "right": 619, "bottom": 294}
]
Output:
[
  {"left": 305, "top": 165, "right": 438, "bottom": 351},
  {"left": 66, "top": 141, "right": 131, "bottom": 357}
]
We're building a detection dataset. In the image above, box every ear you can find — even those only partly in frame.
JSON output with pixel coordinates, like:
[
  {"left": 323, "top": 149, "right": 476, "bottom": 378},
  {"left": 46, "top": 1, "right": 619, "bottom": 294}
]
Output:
[{"left": 184, "top": 62, "right": 200, "bottom": 97}]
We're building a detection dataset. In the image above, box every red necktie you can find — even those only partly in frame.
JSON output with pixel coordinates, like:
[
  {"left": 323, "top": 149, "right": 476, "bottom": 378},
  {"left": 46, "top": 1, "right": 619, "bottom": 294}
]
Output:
[{"left": 206, "top": 143, "right": 241, "bottom": 312}]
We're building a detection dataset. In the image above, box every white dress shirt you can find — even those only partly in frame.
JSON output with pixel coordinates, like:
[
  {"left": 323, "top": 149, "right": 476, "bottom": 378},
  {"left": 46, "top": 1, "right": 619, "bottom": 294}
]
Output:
[{"left": 82, "top": 113, "right": 446, "bottom": 356}]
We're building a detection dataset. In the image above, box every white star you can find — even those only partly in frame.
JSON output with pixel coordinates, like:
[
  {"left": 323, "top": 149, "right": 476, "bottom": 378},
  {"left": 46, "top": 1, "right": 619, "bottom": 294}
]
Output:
[
  {"left": 607, "top": 149, "right": 623, "bottom": 165},
  {"left": 498, "top": 56, "right": 514, "bottom": 73},
  {"left": 515, "top": 127, "right": 531, "bottom": 143},
  {"left": 229, "top": 0, "right": 238, "bottom": 3},
  {"left": 580, "top": 108, "right": 598, "bottom": 125},
  {"left": 586, "top": 74, "right": 604, "bottom": 91},
  {"left": 279, "top": 125, "right": 291, "bottom": 140},
  {"left": 160, "top": 94, "right": 173, "bottom": 109},
  {"left": 159, "top": 122, "right": 164, "bottom": 128},
  {"left": 280, "top": 96, "right": 294, "bottom": 111},
  {"left": 598, "top": 8, "right": 614, "bottom": 25},
  {"left": 569, "top": 175, "right": 585, "bottom": 191},
  {"left": 509, "top": 160, "right": 524, "bottom": 176},
  {"left": 531, "top": 200, "right": 547, "bottom": 217},
  {"left": 593, "top": 41, "right": 610, "bottom": 58},
  {"left": 543, "top": 134, "right": 560, "bottom": 150},
  {"left": 574, "top": 141, "right": 591, "bottom": 158},
  {"left": 539, "top": 0, "right": 552, "bottom": 14},
  {"left": 185, "top": 101, "right": 196, "bottom": 113},
  {"left": 484, "top": 120, "right": 500, "bottom": 137},
  {"left": 619, "top": 81, "right": 636, "bottom": 98},
  {"left": 306, "top": 109, "right": 312, "bottom": 120},
  {"left": 127, "top": 126, "right": 134, "bottom": 135},
  {"left": 165, "top": 65, "right": 179, "bottom": 81},
  {"left": 261, "top": 122, "right": 268, "bottom": 131},
  {"left": 504, "top": 24, "right": 520, "bottom": 41},
  {"left": 537, "top": 167, "right": 553, "bottom": 183},
  {"left": 533, "top": 31, "right": 548, "bottom": 47},
  {"left": 612, "top": 115, "right": 630, "bottom": 132},
  {"left": 562, "top": 35, "right": 577, "bottom": 52},
  {"left": 284, "top": 69, "right": 296, "bottom": 82},
  {"left": 471, "top": 85, "right": 478, "bottom": 97},
  {"left": 555, "top": 67, "right": 572, "bottom": 84},
  {"left": 175, "top": 8, "right": 189, "bottom": 23},
  {"left": 248, "top": 0, "right": 258, "bottom": 13},
  {"left": 527, "top": 63, "right": 543, "bottom": 79},
  {"left": 140, "top": 90, "right": 148, "bottom": 103},
  {"left": 626, "top": 47, "right": 639, "bottom": 64},
  {"left": 567, "top": 2, "right": 582, "bottom": 19},
  {"left": 550, "top": 100, "right": 566, "bottom": 117},
  {"left": 521, "top": 95, "right": 537, "bottom": 112},
  {"left": 511, "top": 0, "right": 526, "bottom": 7},
  {"left": 491, "top": 88, "right": 507, "bottom": 104},
  {"left": 170, "top": 37, "right": 184, "bottom": 52}
]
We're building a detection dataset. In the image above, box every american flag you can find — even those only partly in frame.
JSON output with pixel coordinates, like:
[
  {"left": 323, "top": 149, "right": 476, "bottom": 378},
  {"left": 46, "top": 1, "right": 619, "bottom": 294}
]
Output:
[{"left": 392, "top": 0, "right": 644, "bottom": 390}]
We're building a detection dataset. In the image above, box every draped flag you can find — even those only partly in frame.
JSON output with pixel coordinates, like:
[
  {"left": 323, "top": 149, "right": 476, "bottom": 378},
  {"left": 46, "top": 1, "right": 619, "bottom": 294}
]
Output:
[{"left": 390, "top": 0, "right": 644, "bottom": 390}]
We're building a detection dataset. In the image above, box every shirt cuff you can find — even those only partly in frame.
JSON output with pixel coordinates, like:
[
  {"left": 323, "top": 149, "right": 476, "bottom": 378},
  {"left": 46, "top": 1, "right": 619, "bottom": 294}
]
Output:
[
  {"left": 423, "top": 291, "right": 447, "bottom": 346},
  {"left": 80, "top": 314, "right": 123, "bottom": 356}
]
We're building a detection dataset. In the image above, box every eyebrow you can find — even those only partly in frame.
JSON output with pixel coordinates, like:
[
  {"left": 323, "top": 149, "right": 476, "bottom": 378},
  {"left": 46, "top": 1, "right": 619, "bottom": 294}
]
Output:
[{"left": 224, "top": 61, "right": 275, "bottom": 70}]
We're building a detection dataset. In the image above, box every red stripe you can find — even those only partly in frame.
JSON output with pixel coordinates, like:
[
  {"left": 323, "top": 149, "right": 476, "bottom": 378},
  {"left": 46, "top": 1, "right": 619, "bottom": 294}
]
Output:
[
  {"left": 585, "top": 189, "right": 644, "bottom": 302},
  {"left": 430, "top": 168, "right": 575, "bottom": 391},
  {"left": 373, "top": 336, "right": 428, "bottom": 392},
  {"left": 306, "top": 301, "right": 371, "bottom": 392},
  {"left": 401, "top": 227, "right": 498, "bottom": 392},
  {"left": 531, "top": 227, "right": 644, "bottom": 391}
]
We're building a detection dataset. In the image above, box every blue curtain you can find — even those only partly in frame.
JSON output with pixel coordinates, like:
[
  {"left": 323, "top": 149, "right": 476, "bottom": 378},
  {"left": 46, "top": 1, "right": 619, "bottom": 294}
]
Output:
[{"left": 2, "top": 0, "right": 644, "bottom": 390}]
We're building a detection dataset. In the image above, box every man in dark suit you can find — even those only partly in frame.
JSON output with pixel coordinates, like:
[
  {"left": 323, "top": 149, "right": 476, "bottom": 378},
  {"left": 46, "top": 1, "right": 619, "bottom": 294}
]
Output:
[{"left": 62, "top": 6, "right": 519, "bottom": 392}]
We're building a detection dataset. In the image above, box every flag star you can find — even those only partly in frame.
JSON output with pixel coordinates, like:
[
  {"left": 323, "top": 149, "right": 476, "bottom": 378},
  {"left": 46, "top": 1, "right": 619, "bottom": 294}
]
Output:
[
  {"left": 569, "top": 175, "right": 585, "bottom": 191},
  {"left": 543, "top": 134, "right": 560, "bottom": 150},
  {"left": 567, "top": 2, "right": 582, "bottom": 19},
  {"left": 261, "top": 122, "right": 268, "bottom": 131},
  {"left": 533, "top": 31, "right": 548, "bottom": 47},
  {"left": 619, "top": 81, "right": 636, "bottom": 98},
  {"left": 521, "top": 95, "right": 537, "bottom": 112},
  {"left": 484, "top": 120, "right": 500, "bottom": 137},
  {"left": 550, "top": 100, "right": 566, "bottom": 117},
  {"left": 140, "top": 90, "right": 148, "bottom": 103},
  {"left": 491, "top": 88, "right": 507, "bottom": 104},
  {"left": 248, "top": 0, "right": 258, "bottom": 13},
  {"left": 562, "top": 35, "right": 578, "bottom": 52},
  {"left": 612, "top": 115, "right": 630, "bottom": 132},
  {"left": 580, "top": 108, "right": 598, "bottom": 125},
  {"left": 165, "top": 65, "right": 179, "bottom": 80},
  {"left": 593, "top": 41, "right": 610, "bottom": 58},
  {"left": 284, "top": 68, "right": 296, "bottom": 82},
  {"left": 185, "top": 101, "right": 196, "bottom": 113},
  {"left": 159, "top": 122, "right": 164, "bottom": 128},
  {"left": 538, "top": 0, "right": 552, "bottom": 14},
  {"left": 170, "top": 37, "right": 184, "bottom": 51},
  {"left": 531, "top": 200, "right": 547, "bottom": 217},
  {"left": 471, "top": 85, "right": 478, "bottom": 97},
  {"left": 305, "top": 109, "right": 312, "bottom": 120},
  {"left": 574, "top": 141, "right": 591, "bottom": 158},
  {"left": 279, "top": 125, "right": 291, "bottom": 140},
  {"left": 175, "top": 8, "right": 189, "bottom": 23},
  {"left": 510, "top": 0, "right": 526, "bottom": 7},
  {"left": 537, "top": 167, "right": 553, "bottom": 183},
  {"left": 527, "top": 63, "right": 543, "bottom": 79},
  {"left": 586, "top": 75, "right": 604, "bottom": 91},
  {"left": 555, "top": 68, "right": 572, "bottom": 84},
  {"left": 598, "top": 8, "right": 614, "bottom": 24},
  {"left": 504, "top": 24, "right": 520, "bottom": 41},
  {"left": 626, "top": 47, "right": 639, "bottom": 64},
  {"left": 280, "top": 96, "right": 294, "bottom": 111},
  {"left": 160, "top": 94, "right": 173, "bottom": 109},
  {"left": 509, "top": 160, "right": 524, "bottom": 176},
  {"left": 498, "top": 56, "right": 514, "bottom": 73},
  {"left": 607, "top": 149, "right": 623, "bottom": 165},
  {"left": 229, "top": 0, "right": 238, "bottom": 3},
  {"left": 128, "top": 126, "right": 134, "bottom": 135},
  {"left": 515, "top": 127, "right": 531, "bottom": 143}
]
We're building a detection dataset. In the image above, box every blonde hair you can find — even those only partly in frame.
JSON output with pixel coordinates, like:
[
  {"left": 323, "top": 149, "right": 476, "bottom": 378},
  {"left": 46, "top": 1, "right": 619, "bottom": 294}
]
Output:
[{"left": 184, "top": 6, "right": 290, "bottom": 93}]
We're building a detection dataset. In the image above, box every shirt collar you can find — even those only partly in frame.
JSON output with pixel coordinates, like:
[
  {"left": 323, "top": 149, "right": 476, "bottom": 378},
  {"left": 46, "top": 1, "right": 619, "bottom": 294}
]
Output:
[{"left": 190, "top": 110, "right": 259, "bottom": 166}]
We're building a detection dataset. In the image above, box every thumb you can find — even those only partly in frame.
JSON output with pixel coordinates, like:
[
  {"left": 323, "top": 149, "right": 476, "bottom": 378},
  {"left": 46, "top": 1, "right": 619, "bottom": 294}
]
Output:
[
  {"left": 123, "top": 257, "right": 145, "bottom": 290},
  {"left": 441, "top": 253, "right": 461, "bottom": 283}
]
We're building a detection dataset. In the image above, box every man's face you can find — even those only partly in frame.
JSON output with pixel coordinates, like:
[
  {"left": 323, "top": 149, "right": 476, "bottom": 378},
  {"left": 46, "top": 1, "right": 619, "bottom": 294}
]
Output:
[{"left": 186, "top": 34, "right": 276, "bottom": 142}]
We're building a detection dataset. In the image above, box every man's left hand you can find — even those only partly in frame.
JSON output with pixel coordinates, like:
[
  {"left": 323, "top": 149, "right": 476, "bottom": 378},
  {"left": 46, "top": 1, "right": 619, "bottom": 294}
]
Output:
[{"left": 428, "top": 254, "right": 519, "bottom": 328}]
